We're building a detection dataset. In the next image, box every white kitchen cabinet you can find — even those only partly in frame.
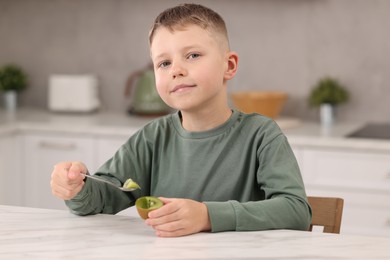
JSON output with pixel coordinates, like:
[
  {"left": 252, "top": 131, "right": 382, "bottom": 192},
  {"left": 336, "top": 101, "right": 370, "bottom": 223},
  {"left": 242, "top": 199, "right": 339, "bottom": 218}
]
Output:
[
  {"left": 21, "top": 133, "right": 95, "bottom": 210},
  {"left": 0, "top": 133, "right": 22, "bottom": 206},
  {"left": 95, "top": 135, "right": 130, "bottom": 169},
  {"left": 298, "top": 147, "right": 390, "bottom": 237}
]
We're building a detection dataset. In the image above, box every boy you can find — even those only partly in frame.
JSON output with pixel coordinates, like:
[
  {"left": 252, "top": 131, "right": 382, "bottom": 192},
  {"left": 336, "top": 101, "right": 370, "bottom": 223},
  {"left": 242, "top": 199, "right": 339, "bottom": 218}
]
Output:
[{"left": 51, "top": 3, "right": 311, "bottom": 237}]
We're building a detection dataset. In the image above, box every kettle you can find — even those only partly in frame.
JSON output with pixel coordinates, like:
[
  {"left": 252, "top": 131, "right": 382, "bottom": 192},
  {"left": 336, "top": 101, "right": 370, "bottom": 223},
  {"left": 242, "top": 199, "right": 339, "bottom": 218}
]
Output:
[{"left": 124, "top": 63, "right": 171, "bottom": 116}]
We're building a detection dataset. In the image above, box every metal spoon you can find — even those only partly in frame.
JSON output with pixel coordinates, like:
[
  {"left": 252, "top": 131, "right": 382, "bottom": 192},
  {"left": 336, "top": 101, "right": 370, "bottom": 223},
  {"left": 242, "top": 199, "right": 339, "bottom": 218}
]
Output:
[{"left": 81, "top": 174, "right": 140, "bottom": 192}]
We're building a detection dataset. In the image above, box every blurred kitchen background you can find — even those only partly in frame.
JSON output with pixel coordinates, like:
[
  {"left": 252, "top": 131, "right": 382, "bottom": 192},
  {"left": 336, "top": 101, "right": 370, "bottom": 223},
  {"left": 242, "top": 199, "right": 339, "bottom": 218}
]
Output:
[
  {"left": 2, "top": 1, "right": 390, "bottom": 237},
  {"left": 1, "top": 0, "right": 389, "bottom": 122}
]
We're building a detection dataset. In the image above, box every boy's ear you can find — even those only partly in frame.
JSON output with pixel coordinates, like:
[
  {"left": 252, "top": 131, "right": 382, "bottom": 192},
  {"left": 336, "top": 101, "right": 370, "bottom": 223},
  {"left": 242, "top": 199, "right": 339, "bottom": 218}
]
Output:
[{"left": 224, "top": 51, "right": 239, "bottom": 80}]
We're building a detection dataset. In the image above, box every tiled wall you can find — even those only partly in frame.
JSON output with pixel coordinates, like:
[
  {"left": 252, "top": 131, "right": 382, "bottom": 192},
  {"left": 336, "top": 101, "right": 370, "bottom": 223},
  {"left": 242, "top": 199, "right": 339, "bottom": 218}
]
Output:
[{"left": 1, "top": 0, "right": 389, "bottom": 122}]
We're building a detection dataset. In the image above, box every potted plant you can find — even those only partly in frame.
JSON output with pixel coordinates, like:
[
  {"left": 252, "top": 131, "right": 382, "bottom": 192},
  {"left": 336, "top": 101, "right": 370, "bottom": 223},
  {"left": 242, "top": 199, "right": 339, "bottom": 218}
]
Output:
[
  {"left": 308, "top": 76, "right": 349, "bottom": 125},
  {"left": 0, "top": 64, "right": 28, "bottom": 111}
]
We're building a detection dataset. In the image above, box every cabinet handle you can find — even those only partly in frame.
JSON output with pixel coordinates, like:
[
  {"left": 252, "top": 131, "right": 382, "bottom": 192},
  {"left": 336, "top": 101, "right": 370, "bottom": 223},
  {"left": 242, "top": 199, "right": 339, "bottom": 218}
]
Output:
[
  {"left": 386, "top": 172, "right": 390, "bottom": 180},
  {"left": 38, "top": 141, "right": 77, "bottom": 151},
  {"left": 386, "top": 218, "right": 390, "bottom": 227}
]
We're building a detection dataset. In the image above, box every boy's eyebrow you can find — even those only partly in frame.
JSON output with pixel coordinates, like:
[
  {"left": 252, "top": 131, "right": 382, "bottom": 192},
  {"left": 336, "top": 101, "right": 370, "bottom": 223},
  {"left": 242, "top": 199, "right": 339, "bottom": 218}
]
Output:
[
  {"left": 153, "top": 44, "right": 205, "bottom": 60},
  {"left": 152, "top": 52, "right": 168, "bottom": 61},
  {"left": 181, "top": 44, "right": 204, "bottom": 52}
]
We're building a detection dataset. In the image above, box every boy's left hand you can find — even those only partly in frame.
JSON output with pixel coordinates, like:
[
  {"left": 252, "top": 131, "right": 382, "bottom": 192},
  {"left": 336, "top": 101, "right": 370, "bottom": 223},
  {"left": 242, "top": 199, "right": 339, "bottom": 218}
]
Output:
[{"left": 145, "top": 197, "right": 211, "bottom": 237}]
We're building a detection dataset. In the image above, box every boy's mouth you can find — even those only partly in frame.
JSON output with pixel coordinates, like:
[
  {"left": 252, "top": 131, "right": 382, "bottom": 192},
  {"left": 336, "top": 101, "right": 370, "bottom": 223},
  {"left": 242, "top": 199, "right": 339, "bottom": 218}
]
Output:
[{"left": 170, "top": 84, "right": 196, "bottom": 93}]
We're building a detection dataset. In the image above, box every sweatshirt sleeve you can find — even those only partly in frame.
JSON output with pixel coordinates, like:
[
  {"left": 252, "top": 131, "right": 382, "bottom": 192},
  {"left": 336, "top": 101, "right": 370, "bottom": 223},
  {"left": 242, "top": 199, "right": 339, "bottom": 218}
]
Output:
[
  {"left": 204, "top": 135, "right": 312, "bottom": 232},
  {"left": 63, "top": 119, "right": 163, "bottom": 216},
  {"left": 65, "top": 136, "right": 145, "bottom": 215},
  {"left": 65, "top": 176, "right": 133, "bottom": 216}
]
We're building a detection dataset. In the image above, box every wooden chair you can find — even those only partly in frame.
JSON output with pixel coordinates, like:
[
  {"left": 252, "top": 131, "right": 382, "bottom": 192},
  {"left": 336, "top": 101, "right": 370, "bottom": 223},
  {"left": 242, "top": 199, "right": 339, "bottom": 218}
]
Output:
[{"left": 307, "top": 196, "right": 344, "bottom": 234}]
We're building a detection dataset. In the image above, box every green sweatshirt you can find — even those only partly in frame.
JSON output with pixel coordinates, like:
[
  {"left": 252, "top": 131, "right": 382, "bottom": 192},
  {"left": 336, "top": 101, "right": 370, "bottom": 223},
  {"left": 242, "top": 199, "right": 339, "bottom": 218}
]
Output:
[{"left": 66, "top": 110, "right": 312, "bottom": 232}]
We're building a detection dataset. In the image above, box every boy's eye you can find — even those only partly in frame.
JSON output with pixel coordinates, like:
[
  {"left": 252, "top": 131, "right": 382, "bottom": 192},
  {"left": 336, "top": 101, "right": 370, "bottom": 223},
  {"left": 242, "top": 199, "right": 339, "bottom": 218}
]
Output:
[
  {"left": 188, "top": 53, "right": 200, "bottom": 59},
  {"left": 158, "top": 61, "right": 171, "bottom": 68}
]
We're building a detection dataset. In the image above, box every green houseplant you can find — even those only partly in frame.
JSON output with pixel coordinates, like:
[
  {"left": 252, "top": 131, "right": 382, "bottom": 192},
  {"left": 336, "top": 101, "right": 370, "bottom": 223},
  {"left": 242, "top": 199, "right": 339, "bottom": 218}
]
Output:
[
  {"left": 308, "top": 76, "right": 350, "bottom": 125},
  {"left": 309, "top": 77, "right": 349, "bottom": 107},
  {"left": 0, "top": 64, "right": 28, "bottom": 111}
]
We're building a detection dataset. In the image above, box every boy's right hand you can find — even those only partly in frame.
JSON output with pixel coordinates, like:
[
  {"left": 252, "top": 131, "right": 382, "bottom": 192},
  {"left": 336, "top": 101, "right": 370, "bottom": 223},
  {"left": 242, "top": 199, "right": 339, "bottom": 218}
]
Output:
[{"left": 50, "top": 161, "right": 87, "bottom": 200}]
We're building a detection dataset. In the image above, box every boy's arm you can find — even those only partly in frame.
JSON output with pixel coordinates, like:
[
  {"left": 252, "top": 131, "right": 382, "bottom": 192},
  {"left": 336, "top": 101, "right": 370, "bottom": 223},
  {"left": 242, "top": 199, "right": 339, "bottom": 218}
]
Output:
[
  {"left": 65, "top": 125, "right": 158, "bottom": 215},
  {"left": 65, "top": 177, "right": 133, "bottom": 215},
  {"left": 50, "top": 161, "right": 127, "bottom": 215},
  {"left": 204, "top": 136, "right": 312, "bottom": 232},
  {"left": 204, "top": 196, "right": 310, "bottom": 232},
  {"left": 65, "top": 138, "right": 145, "bottom": 215}
]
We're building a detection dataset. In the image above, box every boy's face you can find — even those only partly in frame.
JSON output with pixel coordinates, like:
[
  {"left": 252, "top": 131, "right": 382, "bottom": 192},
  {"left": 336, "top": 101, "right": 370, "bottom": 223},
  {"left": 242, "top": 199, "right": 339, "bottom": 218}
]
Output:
[{"left": 150, "top": 25, "right": 234, "bottom": 113}]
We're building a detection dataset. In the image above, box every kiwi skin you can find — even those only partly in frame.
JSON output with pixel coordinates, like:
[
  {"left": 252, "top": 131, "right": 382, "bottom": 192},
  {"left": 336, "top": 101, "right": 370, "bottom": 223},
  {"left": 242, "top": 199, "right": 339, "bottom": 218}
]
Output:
[{"left": 135, "top": 196, "right": 163, "bottom": 219}]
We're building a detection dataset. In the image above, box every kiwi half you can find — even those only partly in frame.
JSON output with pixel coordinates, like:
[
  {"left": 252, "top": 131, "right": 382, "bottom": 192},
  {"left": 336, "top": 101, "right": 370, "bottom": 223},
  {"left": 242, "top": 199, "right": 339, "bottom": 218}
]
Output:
[{"left": 135, "top": 196, "right": 163, "bottom": 219}]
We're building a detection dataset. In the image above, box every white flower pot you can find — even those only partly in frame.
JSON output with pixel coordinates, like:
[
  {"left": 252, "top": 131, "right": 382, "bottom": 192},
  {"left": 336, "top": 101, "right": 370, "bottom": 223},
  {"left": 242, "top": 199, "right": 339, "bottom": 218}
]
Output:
[
  {"left": 320, "top": 103, "right": 335, "bottom": 126},
  {"left": 3, "top": 90, "right": 17, "bottom": 112}
]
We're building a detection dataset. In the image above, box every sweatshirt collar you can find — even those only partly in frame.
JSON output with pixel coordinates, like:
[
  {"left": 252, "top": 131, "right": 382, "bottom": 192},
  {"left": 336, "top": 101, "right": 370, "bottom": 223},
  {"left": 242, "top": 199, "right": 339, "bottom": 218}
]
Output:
[{"left": 171, "top": 109, "right": 240, "bottom": 139}]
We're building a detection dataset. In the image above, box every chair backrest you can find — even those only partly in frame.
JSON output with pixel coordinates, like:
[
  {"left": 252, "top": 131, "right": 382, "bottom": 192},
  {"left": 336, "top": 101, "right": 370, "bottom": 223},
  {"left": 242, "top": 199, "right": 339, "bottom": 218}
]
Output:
[{"left": 307, "top": 196, "right": 344, "bottom": 234}]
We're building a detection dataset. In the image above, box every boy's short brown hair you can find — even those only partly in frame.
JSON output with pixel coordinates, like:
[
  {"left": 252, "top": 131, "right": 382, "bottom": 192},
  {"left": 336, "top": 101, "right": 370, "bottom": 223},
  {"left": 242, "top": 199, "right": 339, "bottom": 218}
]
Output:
[{"left": 149, "top": 3, "right": 229, "bottom": 48}]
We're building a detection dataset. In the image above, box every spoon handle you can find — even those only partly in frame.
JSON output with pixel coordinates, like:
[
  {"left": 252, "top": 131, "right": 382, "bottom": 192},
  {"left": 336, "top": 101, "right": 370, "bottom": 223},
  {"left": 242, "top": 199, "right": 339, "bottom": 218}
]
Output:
[{"left": 81, "top": 174, "right": 120, "bottom": 189}]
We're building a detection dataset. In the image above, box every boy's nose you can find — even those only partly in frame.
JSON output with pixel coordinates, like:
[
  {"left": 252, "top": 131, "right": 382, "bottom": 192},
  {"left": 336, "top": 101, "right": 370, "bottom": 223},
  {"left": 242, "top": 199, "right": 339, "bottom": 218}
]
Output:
[{"left": 170, "top": 62, "right": 187, "bottom": 78}]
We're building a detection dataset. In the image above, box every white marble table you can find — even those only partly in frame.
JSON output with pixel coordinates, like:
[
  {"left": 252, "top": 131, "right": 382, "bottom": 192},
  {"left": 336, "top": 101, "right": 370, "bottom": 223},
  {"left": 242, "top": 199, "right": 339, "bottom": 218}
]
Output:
[{"left": 1, "top": 205, "right": 390, "bottom": 259}]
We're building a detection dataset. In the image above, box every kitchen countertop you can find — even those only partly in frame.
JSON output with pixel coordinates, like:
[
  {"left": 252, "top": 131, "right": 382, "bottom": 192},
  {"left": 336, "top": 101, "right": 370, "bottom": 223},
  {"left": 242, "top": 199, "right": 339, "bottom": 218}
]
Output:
[
  {"left": 1, "top": 108, "right": 390, "bottom": 152},
  {"left": 283, "top": 121, "right": 390, "bottom": 153},
  {"left": 1, "top": 205, "right": 390, "bottom": 259},
  {"left": 0, "top": 108, "right": 152, "bottom": 137}
]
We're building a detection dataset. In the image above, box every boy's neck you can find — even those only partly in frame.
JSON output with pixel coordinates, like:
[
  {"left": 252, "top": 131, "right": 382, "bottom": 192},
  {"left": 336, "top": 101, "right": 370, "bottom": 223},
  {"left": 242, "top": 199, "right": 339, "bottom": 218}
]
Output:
[{"left": 180, "top": 105, "right": 232, "bottom": 132}]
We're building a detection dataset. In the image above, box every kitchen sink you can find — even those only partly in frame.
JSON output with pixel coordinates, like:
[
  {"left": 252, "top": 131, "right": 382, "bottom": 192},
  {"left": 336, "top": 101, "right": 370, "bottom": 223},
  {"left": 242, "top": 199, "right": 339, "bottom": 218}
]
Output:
[{"left": 347, "top": 123, "right": 390, "bottom": 140}]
